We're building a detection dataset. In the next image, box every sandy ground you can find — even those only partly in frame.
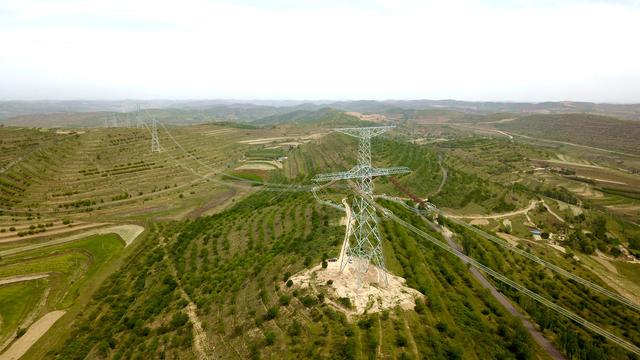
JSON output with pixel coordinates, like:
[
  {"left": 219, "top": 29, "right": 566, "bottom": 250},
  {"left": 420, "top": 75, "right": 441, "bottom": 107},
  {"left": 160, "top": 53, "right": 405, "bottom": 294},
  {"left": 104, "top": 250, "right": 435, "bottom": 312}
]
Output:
[
  {"left": 548, "top": 244, "right": 567, "bottom": 254},
  {"left": 238, "top": 136, "right": 291, "bottom": 145},
  {"left": 235, "top": 163, "right": 275, "bottom": 171},
  {"left": 0, "top": 224, "right": 144, "bottom": 257},
  {"left": 0, "top": 274, "right": 49, "bottom": 286},
  {"left": 185, "top": 302, "right": 213, "bottom": 360},
  {"left": 235, "top": 160, "right": 282, "bottom": 171},
  {"left": 470, "top": 219, "right": 489, "bottom": 226},
  {"left": 496, "top": 232, "right": 520, "bottom": 246},
  {"left": 290, "top": 260, "right": 423, "bottom": 316},
  {"left": 0, "top": 310, "right": 65, "bottom": 360},
  {"left": 237, "top": 133, "right": 324, "bottom": 145}
]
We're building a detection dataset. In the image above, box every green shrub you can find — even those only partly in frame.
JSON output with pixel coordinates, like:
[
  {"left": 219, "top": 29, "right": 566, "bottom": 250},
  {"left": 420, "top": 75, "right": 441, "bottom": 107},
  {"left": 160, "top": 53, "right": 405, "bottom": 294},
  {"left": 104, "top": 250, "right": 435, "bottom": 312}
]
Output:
[
  {"left": 264, "top": 307, "right": 278, "bottom": 320},
  {"left": 337, "top": 297, "right": 352, "bottom": 309},
  {"left": 264, "top": 331, "right": 276, "bottom": 346},
  {"left": 278, "top": 294, "right": 291, "bottom": 306}
]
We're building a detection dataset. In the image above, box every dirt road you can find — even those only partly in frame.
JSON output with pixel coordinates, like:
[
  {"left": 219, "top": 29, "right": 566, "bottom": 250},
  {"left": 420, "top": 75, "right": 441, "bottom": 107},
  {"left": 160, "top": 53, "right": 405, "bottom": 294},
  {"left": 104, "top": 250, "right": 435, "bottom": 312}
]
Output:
[
  {"left": 429, "top": 154, "right": 448, "bottom": 197},
  {"left": 441, "top": 227, "right": 565, "bottom": 360},
  {"left": 0, "top": 274, "right": 49, "bottom": 286},
  {"left": 446, "top": 200, "right": 540, "bottom": 219},
  {"left": 0, "top": 311, "right": 66, "bottom": 360},
  {"left": 542, "top": 200, "right": 565, "bottom": 223}
]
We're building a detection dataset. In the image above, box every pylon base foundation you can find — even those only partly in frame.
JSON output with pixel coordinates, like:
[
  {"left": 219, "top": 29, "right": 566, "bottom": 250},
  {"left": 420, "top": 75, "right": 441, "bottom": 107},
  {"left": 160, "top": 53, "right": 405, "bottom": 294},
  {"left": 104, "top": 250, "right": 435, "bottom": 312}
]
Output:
[{"left": 289, "top": 259, "right": 424, "bottom": 316}]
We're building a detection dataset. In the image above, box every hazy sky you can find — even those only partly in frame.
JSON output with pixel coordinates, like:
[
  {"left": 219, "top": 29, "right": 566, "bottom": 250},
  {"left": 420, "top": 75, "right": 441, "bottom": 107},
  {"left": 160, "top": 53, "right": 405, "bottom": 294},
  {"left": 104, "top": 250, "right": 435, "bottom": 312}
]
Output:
[{"left": 1, "top": 0, "right": 639, "bottom": 102}]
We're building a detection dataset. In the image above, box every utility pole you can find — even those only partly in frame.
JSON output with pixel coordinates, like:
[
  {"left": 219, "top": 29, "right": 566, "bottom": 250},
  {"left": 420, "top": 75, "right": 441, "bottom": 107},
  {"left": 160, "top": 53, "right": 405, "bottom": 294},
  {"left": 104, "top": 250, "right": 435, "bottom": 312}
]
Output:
[
  {"left": 313, "top": 126, "right": 410, "bottom": 287},
  {"left": 151, "top": 118, "right": 161, "bottom": 153}
]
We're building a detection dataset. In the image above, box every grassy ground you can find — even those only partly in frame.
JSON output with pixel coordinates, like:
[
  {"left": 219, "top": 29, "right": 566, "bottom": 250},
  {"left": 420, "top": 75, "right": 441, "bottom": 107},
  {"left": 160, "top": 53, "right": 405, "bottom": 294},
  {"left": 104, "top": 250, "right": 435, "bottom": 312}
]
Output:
[
  {"left": 0, "top": 233, "right": 127, "bottom": 350},
  {"left": 0, "top": 279, "right": 47, "bottom": 341}
]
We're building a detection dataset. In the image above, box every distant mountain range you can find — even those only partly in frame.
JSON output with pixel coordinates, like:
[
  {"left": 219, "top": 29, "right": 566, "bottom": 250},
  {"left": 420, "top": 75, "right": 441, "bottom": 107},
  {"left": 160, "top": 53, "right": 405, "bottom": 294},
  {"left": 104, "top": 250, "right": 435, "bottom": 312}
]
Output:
[{"left": 2, "top": 99, "right": 640, "bottom": 122}]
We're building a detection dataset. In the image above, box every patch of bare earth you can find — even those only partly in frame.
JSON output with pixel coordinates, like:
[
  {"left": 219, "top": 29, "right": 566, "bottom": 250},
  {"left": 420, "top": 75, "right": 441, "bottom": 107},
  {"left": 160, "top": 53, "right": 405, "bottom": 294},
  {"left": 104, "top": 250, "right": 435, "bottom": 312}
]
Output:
[
  {"left": 187, "top": 187, "right": 236, "bottom": 219},
  {"left": 593, "top": 251, "right": 619, "bottom": 274},
  {"left": 0, "top": 274, "right": 49, "bottom": 286},
  {"left": 289, "top": 260, "right": 423, "bottom": 317},
  {"left": 470, "top": 219, "right": 489, "bottom": 226}
]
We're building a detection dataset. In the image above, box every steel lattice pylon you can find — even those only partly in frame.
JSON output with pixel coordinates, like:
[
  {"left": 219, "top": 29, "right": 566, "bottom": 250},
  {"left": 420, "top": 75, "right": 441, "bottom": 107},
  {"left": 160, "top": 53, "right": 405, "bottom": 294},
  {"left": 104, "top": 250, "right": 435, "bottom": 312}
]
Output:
[
  {"left": 136, "top": 104, "right": 144, "bottom": 128},
  {"left": 313, "top": 126, "right": 410, "bottom": 287},
  {"left": 151, "top": 118, "right": 162, "bottom": 153}
]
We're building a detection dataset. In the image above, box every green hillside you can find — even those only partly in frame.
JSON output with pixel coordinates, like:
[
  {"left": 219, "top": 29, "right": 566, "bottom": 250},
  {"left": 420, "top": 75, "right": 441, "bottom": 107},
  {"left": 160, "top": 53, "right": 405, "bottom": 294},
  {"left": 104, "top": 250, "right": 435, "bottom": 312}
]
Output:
[{"left": 496, "top": 113, "right": 640, "bottom": 154}]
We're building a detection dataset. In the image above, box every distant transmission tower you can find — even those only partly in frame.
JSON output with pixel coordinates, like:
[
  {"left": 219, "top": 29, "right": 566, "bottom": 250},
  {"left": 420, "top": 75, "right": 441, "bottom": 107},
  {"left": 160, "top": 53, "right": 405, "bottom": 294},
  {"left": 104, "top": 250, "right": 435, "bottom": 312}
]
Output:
[
  {"left": 313, "top": 126, "right": 410, "bottom": 287},
  {"left": 136, "top": 104, "right": 144, "bottom": 128},
  {"left": 151, "top": 118, "right": 162, "bottom": 153},
  {"left": 104, "top": 118, "right": 109, "bottom": 128},
  {"left": 111, "top": 114, "right": 119, "bottom": 128}
]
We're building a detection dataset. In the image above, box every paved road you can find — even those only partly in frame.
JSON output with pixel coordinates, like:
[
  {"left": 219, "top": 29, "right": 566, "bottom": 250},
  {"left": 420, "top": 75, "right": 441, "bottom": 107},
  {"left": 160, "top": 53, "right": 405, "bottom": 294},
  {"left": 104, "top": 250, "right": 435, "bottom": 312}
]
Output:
[{"left": 441, "top": 227, "right": 565, "bottom": 360}]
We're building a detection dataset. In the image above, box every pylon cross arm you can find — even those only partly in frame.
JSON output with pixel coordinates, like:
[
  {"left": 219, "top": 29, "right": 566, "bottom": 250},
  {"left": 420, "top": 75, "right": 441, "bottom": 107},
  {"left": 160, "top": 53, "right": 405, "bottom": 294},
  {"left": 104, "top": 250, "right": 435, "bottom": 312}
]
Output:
[
  {"left": 334, "top": 126, "right": 394, "bottom": 139},
  {"left": 312, "top": 166, "right": 411, "bottom": 182}
]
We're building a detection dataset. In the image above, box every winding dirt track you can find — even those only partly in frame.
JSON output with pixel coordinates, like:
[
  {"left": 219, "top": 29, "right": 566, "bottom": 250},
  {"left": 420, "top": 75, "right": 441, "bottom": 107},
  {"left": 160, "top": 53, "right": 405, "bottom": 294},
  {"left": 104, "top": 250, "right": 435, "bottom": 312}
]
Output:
[
  {"left": 445, "top": 200, "right": 540, "bottom": 219},
  {"left": 429, "top": 154, "right": 448, "bottom": 198},
  {"left": 0, "top": 311, "right": 66, "bottom": 360}
]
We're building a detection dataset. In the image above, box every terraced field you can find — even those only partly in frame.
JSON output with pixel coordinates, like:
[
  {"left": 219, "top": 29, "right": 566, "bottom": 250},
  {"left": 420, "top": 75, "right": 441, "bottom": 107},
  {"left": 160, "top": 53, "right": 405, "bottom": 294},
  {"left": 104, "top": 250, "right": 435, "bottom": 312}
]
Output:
[
  {"left": 1, "top": 119, "right": 639, "bottom": 360},
  {"left": 0, "top": 233, "right": 130, "bottom": 356},
  {"left": 40, "top": 191, "right": 553, "bottom": 360},
  {"left": 0, "top": 124, "right": 325, "bottom": 235}
]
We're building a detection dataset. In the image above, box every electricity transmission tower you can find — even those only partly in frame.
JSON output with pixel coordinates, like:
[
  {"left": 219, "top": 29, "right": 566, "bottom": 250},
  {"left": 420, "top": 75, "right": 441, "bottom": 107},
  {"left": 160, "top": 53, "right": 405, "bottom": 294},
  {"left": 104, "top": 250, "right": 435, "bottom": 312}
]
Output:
[
  {"left": 136, "top": 104, "right": 144, "bottom": 128},
  {"left": 104, "top": 118, "right": 109, "bottom": 128},
  {"left": 313, "top": 126, "right": 410, "bottom": 287},
  {"left": 151, "top": 118, "right": 161, "bottom": 153},
  {"left": 111, "top": 114, "right": 119, "bottom": 128}
]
